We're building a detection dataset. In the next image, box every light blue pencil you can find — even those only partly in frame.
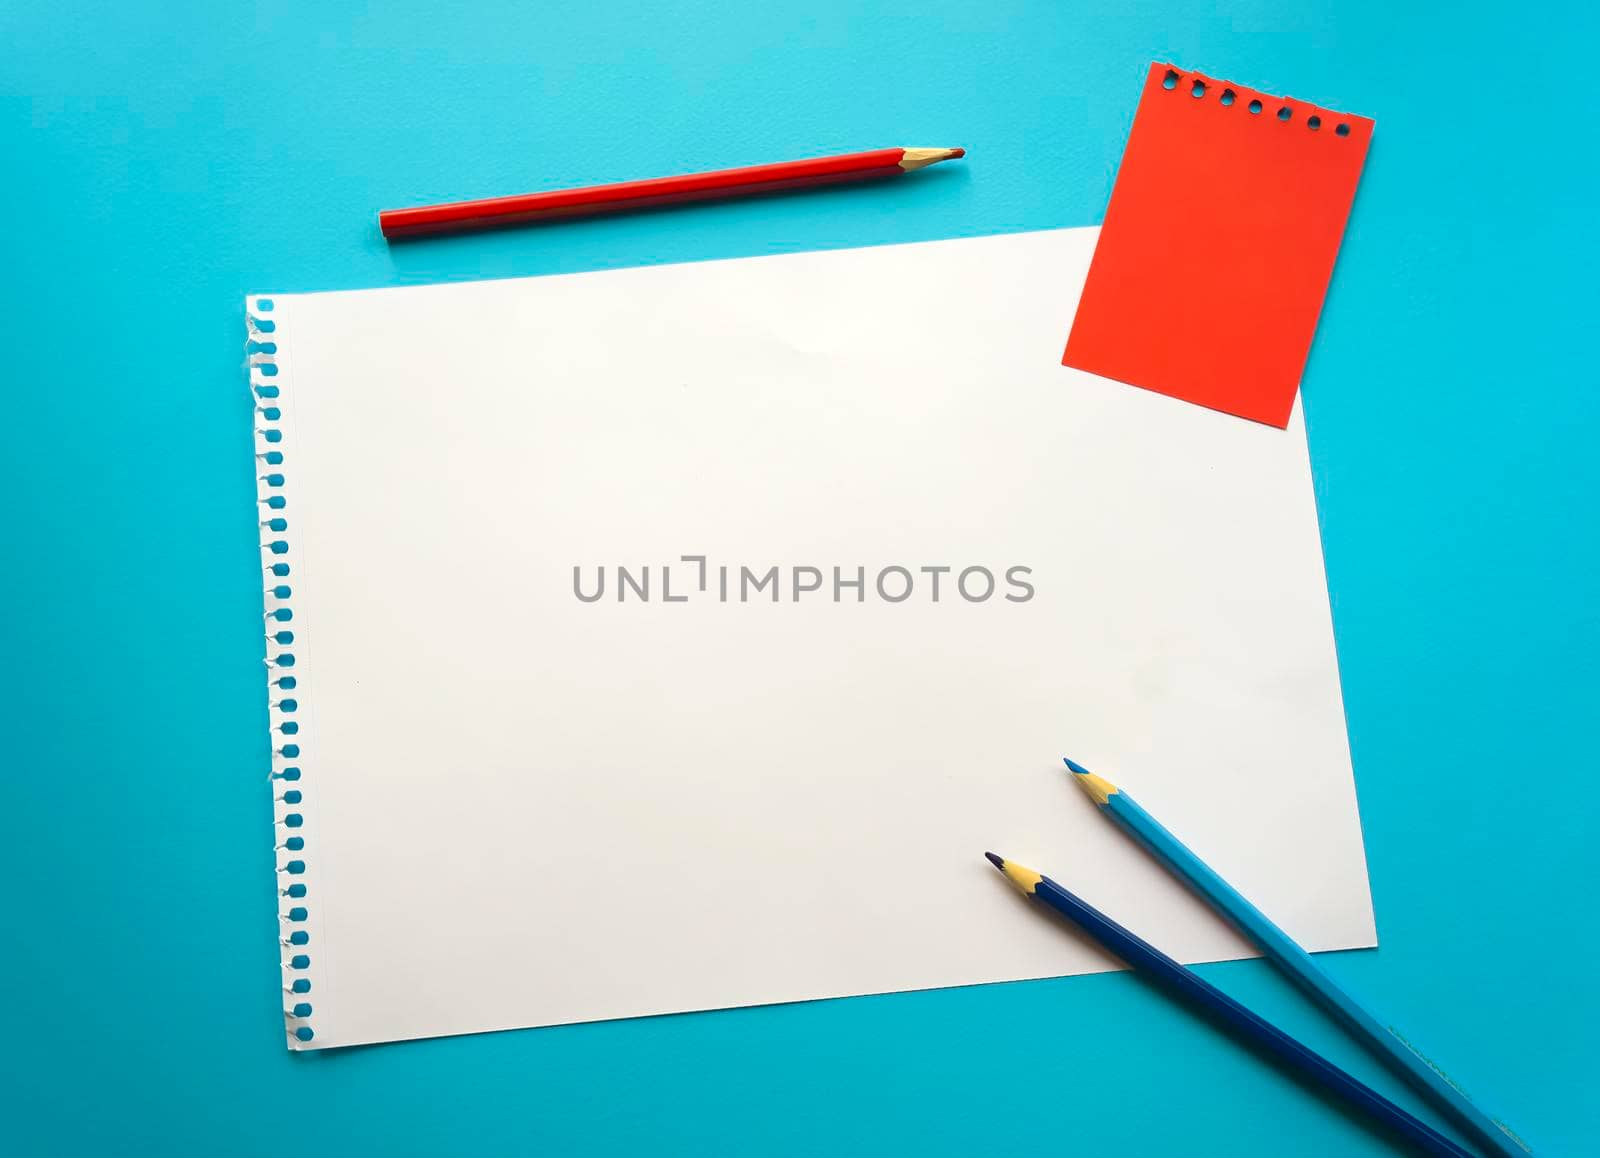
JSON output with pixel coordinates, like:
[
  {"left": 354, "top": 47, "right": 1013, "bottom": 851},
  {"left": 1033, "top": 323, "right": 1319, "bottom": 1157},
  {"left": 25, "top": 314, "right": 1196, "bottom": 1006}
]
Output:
[{"left": 1065, "top": 756, "right": 1533, "bottom": 1158}]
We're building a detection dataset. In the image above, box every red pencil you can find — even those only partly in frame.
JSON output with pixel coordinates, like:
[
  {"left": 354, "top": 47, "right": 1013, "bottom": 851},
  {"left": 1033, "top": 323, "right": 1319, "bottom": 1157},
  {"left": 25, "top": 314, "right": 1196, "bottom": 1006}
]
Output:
[{"left": 378, "top": 147, "right": 966, "bottom": 240}]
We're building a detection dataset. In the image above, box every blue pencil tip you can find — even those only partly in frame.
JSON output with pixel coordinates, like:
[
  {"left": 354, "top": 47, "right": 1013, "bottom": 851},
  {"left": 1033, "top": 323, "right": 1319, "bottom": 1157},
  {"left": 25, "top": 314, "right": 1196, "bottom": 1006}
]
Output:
[
  {"left": 984, "top": 851, "right": 1005, "bottom": 870},
  {"left": 1063, "top": 757, "right": 1091, "bottom": 776}
]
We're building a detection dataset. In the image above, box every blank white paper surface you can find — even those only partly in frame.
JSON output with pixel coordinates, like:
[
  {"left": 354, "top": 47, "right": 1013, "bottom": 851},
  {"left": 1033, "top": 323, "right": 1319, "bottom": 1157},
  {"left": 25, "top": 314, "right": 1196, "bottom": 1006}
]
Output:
[{"left": 251, "top": 228, "right": 1373, "bottom": 1049}]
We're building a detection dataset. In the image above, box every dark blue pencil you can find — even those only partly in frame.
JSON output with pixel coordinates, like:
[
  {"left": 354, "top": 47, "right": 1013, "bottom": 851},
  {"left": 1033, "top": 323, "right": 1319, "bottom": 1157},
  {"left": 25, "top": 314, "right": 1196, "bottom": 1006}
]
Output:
[{"left": 984, "top": 852, "right": 1472, "bottom": 1157}]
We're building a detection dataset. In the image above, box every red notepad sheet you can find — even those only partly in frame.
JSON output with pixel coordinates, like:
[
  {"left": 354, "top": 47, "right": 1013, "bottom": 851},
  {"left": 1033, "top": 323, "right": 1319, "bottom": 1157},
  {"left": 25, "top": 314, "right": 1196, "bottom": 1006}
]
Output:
[{"left": 1065, "top": 62, "right": 1374, "bottom": 427}]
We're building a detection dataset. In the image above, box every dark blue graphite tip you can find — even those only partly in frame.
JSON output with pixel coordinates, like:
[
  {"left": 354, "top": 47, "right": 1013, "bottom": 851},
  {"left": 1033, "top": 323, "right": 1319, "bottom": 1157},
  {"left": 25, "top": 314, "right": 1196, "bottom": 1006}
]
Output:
[
  {"left": 984, "top": 851, "right": 1005, "bottom": 870},
  {"left": 1063, "top": 757, "right": 1091, "bottom": 776}
]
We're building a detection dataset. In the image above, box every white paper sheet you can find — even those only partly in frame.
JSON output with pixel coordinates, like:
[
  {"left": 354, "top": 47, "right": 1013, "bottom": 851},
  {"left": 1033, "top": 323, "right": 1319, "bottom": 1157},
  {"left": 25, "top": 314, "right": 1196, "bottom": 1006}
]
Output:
[{"left": 252, "top": 227, "right": 1373, "bottom": 1050}]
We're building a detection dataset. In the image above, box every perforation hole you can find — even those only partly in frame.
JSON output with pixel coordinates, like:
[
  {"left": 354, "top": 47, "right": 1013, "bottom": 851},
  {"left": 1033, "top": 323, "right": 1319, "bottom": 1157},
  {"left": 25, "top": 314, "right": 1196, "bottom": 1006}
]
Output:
[
  {"left": 1162, "top": 69, "right": 1179, "bottom": 90},
  {"left": 269, "top": 562, "right": 290, "bottom": 576},
  {"left": 280, "top": 719, "right": 299, "bottom": 735},
  {"left": 260, "top": 406, "right": 281, "bottom": 421},
  {"left": 272, "top": 585, "right": 292, "bottom": 599},
  {"left": 284, "top": 813, "right": 303, "bottom": 828},
  {"left": 278, "top": 697, "right": 298, "bottom": 712},
  {"left": 290, "top": 954, "right": 310, "bottom": 970},
  {"left": 281, "top": 743, "right": 300, "bottom": 758},
  {"left": 287, "top": 882, "right": 307, "bottom": 897},
  {"left": 266, "top": 516, "right": 288, "bottom": 532},
  {"left": 288, "top": 931, "right": 309, "bottom": 946},
  {"left": 292, "top": 1002, "right": 313, "bottom": 1017},
  {"left": 277, "top": 766, "right": 301, "bottom": 779},
  {"left": 295, "top": 1026, "right": 314, "bottom": 1042},
  {"left": 254, "top": 319, "right": 277, "bottom": 334},
  {"left": 1220, "top": 89, "right": 1236, "bottom": 106},
  {"left": 1190, "top": 80, "right": 1206, "bottom": 99},
  {"left": 1307, "top": 115, "right": 1322, "bottom": 130},
  {"left": 282, "top": 789, "right": 302, "bottom": 805},
  {"left": 1248, "top": 99, "right": 1263, "bottom": 114},
  {"left": 274, "top": 675, "right": 297, "bottom": 690},
  {"left": 1336, "top": 122, "right": 1351, "bottom": 136},
  {"left": 247, "top": 341, "right": 277, "bottom": 356},
  {"left": 275, "top": 654, "right": 296, "bottom": 668},
  {"left": 258, "top": 363, "right": 279, "bottom": 378},
  {"left": 290, "top": 979, "right": 311, "bottom": 994},
  {"left": 272, "top": 631, "right": 294, "bottom": 646},
  {"left": 269, "top": 607, "right": 292, "bottom": 622},
  {"left": 257, "top": 299, "right": 275, "bottom": 312},
  {"left": 1277, "top": 106, "right": 1292, "bottom": 121},
  {"left": 265, "top": 495, "right": 286, "bottom": 510},
  {"left": 285, "top": 836, "right": 305, "bottom": 851},
  {"left": 269, "top": 541, "right": 288, "bottom": 556},
  {"left": 254, "top": 385, "right": 280, "bottom": 399},
  {"left": 285, "top": 859, "right": 305, "bottom": 874},
  {"left": 263, "top": 451, "right": 283, "bottom": 465},
  {"left": 261, "top": 428, "right": 282, "bottom": 443}
]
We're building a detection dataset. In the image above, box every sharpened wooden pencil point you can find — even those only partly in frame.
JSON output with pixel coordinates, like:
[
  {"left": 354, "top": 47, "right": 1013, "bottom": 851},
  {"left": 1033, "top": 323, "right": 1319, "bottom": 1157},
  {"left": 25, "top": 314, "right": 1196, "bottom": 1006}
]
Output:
[
  {"left": 984, "top": 852, "right": 1042, "bottom": 895},
  {"left": 896, "top": 147, "right": 966, "bottom": 170},
  {"left": 1063, "top": 757, "right": 1118, "bottom": 806}
]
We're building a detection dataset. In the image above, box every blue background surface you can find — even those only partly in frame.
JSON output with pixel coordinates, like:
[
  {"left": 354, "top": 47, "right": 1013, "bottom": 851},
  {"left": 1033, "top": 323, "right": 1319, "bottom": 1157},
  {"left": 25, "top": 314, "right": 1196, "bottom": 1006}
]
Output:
[{"left": 6, "top": 2, "right": 1597, "bottom": 1154}]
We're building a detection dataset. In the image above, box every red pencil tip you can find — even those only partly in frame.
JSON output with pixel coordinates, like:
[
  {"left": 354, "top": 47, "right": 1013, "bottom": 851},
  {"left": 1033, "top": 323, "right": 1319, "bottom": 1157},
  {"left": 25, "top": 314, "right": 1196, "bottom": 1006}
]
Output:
[{"left": 949, "top": 147, "right": 966, "bottom": 158}]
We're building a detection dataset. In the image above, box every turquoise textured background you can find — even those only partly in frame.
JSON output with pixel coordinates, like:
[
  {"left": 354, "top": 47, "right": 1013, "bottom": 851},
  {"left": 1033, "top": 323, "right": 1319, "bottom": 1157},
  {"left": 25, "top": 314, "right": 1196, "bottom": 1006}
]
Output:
[{"left": 5, "top": 3, "right": 1597, "bottom": 1154}]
